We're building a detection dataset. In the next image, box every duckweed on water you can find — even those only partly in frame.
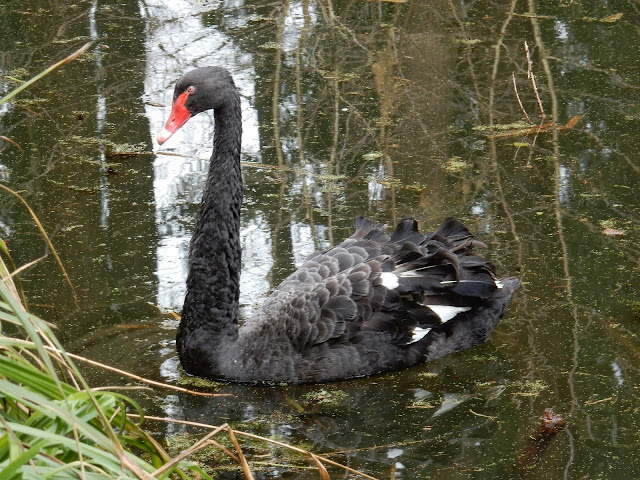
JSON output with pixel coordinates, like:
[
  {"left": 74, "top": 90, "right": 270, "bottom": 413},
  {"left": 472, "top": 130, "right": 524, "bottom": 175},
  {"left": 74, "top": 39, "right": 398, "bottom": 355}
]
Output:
[
  {"left": 233, "top": 411, "right": 302, "bottom": 432},
  {"left": 259, "top": 42, "right": 283, "bottom": 50},
  {"left": 409, "top": 399, "right": 436, "bottom": 409},
  {"left": 176, "top": 373, "right": 223, "bottom": 391},
  {"left": 473, "top": 121, "right": 531, "bottom": 132},
  {"left": 316, "top": 70, "right": 360, "bottom": 81},
  {"left": 459, "top": 38, "right": 482, "bottom": 45},
  {"left": 302, "top": 388, "right": 349, "bottom": 406},
  {"left": 472, "top": 354, "right": 498, "bottom": 363},
  {"left": 599, "top": 219, "right": 619, "bottom": 230},
  {"left": 511, "top": 379, "right": 549, "bottom": 397},
  {"left": 166, "top": 432, "right": 232, "bottom": 474},
  {"left": 12, "top": 97, "right": 50, "bottom": 107},
  {"left": 60, "top": 135, "right": 148, "bottom": 157},
  {"left": 7, "top": 67, "right": 30, "bottom": 82},
  {"left": 442, "top": 156, "right": 469, "bottom": 173},
  {"left": 475, "top": 380, "right": 497, "bottom": 387},
  {"left": 473, "top": 121, "right": 533, "bottom": 137},
  {"left": 362, "top": 151, "right": 383, "bottom": 161}
]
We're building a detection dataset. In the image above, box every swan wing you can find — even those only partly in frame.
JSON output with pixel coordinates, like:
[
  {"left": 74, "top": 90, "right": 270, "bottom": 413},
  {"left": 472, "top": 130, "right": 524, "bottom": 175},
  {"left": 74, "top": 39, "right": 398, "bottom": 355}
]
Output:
[{"left": 253, "top": 217, "right": 510, "bottom": 355}]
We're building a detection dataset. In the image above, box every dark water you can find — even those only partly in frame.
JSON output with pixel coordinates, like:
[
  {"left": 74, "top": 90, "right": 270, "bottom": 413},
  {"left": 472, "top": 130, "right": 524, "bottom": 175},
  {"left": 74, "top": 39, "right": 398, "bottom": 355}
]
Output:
[{"left": 2, "top": 0, "right": 640, "bottom": 478}]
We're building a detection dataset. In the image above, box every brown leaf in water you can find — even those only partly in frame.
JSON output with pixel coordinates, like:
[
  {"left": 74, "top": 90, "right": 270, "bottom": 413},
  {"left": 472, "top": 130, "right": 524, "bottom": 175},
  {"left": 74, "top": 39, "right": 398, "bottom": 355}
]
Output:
[
  {"left": 603, "top": 13, "right": 623, "bottom": 22},
  {"left": 565, "top": 114, "right": 584, "bottom": 129}
]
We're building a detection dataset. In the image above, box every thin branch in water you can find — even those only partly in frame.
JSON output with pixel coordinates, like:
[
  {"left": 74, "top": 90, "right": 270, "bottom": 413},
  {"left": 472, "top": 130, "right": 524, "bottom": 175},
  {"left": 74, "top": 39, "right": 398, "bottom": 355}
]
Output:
[
  {"left": 41, "top": 344, "right": 230, "bottom": 397},
  {"left": 6, "top": 254, "right": 48, "bottom": 279},
  {"left": 205, "top": 439, "right": 240, "bottom": 463},
  {"left": 309, "top": 453, "right": 331, "bottom": 480},
  {"left": 512, "top": 71, "right": 532, "bottom": 124},
  {"left": 524, "top": 41, "right": 546, "bottom": 119},
  {"left": 0, "top": 135, "right": 24, "bottom": 159}
]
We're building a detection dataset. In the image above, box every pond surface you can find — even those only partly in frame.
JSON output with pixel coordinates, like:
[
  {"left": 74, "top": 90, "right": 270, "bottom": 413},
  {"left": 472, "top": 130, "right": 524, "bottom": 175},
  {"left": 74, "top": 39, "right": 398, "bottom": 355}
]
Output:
[{"left": 2, "top": 0, "right": 640, "bottom": 478}]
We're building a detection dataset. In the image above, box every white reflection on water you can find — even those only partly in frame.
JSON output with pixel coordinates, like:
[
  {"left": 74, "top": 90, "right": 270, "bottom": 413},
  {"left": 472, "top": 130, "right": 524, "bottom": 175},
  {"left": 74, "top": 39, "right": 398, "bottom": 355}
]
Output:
[
  {"left": 141, "top": 0, "right": 320, "bottom": 321},
  {"left": 141, "top": 0, "right": 262, "bottom": 314}
]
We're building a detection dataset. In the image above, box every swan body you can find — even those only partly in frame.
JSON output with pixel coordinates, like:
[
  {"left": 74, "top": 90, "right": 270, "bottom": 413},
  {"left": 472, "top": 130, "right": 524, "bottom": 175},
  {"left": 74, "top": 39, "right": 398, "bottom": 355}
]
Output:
[{"left": 158, "top": 67, "right": 519, "bottom": 384}]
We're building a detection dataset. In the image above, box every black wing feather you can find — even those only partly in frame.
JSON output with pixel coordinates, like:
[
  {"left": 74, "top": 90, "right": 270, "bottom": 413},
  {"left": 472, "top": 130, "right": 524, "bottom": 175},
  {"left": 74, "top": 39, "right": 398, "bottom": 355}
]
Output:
[{"left": 240, "top": 217, "right": 518, "bottom": 383}]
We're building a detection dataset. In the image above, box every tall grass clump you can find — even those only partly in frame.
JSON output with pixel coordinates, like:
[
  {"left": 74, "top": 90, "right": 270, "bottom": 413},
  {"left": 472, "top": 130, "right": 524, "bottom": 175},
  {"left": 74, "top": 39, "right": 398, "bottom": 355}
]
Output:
[{"left": 0, "top": 255, "right": 213, "bottom": 479}]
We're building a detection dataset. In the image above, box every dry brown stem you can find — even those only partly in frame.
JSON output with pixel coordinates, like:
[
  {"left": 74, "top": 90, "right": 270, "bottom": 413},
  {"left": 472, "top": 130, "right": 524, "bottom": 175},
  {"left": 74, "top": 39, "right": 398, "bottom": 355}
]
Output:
[
  {"left": 0, "top": 183, "right": 77, "bottom": 303},
  {"left": 227, "top": 426, "right": 255, "bottom": 480},
  {"left": 512, "top": 71, "right": 532, "bottom": 124},
  {"left": 524, "top": 41, "right": 546, "bottom": 119},
  {"left": 41, "top": 345, "right": 228, "bottom": 397},
  {"left": 130, "top": 414, "right": 381, "bottom": 480}
]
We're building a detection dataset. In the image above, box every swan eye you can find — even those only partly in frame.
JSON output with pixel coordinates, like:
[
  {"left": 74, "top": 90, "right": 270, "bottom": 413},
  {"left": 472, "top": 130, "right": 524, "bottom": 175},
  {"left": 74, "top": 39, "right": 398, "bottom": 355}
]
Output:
[{"left": 186, "top": 85, "right": 195, "bottom": 93}]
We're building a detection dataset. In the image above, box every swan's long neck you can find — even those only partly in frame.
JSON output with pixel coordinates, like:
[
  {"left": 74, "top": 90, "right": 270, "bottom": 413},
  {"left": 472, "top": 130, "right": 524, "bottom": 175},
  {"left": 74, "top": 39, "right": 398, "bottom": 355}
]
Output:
[{"left": 181, "top": 90, "right": 243, "bottom": 345}]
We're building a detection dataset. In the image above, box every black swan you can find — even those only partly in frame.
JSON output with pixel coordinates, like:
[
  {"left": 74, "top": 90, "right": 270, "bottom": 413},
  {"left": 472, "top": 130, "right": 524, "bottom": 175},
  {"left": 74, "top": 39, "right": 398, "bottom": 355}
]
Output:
[{"left": 157, "top": 66, "right": 519, "bottom": 384}]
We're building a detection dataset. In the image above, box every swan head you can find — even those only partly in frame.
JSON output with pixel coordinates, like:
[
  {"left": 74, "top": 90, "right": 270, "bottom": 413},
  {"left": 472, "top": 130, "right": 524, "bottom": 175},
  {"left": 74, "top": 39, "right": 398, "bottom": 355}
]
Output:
[{"left": 157, "top": 67, "right": 237, "bottom": 145}]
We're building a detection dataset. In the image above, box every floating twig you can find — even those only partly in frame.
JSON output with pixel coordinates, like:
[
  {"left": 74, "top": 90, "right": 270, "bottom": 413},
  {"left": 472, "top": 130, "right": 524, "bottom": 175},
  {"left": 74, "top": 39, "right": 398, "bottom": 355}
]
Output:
[
  {"left": 486, "top": 115, "right": 583, "bottom": 139},
  {"left": 512, "top": 72, "right": 533, "bottom": 124},
  {"left": 524, "top": 41, "right": 546, "bottom": 119},
  {"left": 468, "top": 408, "right": 498, "bottom": 420},
  {"left": 41, "top": 344, "right": 228, "bottom": 397},
  {"left": 584, "top": 396, "right": 615, "bottom": 405},
  {"left": 0, "top": 135, "right": 24, "bottom": 158}
]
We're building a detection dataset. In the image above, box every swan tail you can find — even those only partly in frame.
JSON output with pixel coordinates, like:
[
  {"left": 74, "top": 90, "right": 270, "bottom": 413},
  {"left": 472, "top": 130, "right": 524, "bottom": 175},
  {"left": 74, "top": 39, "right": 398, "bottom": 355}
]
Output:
[
  {"left": 358, "top": 217, "right": 518, "bottom": 359},
  {"left": 412, "top": 276, "right": 519, "bottom": 361}
]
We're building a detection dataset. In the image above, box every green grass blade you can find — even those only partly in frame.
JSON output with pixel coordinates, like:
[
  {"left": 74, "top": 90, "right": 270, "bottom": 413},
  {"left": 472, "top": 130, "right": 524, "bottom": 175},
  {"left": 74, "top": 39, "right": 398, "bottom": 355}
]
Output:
[
  {"left": 0, "top": 357, "right": 76, "bottom": 400},
  {"left": 0, "top": 241, "right": 23, "bottom": 306},
  {"left": 0, "top": 42, "right": 92, "bottom": 106},
  {"left": 1, "top": 438, "right": 48, "bottom": 479},
  {"left": 0, "top": 184, "right": 77, "bottom": 302}
]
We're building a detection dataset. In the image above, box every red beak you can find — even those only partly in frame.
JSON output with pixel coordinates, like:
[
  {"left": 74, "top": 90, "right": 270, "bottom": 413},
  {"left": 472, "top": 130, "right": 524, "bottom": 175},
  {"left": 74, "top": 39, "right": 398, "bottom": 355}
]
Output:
[{"left": 157, "top": 91, "right": 192, "bottom": 145}]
